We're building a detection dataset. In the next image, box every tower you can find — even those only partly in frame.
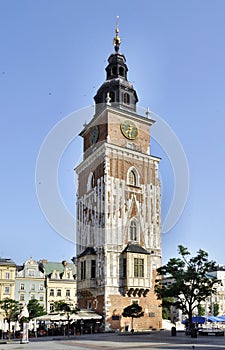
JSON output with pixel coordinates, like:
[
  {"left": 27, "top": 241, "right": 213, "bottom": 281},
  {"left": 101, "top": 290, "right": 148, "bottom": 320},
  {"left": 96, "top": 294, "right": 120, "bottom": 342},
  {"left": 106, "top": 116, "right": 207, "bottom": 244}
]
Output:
[{"left": 75, "top": 24, "right": 162, "bottom": 331}]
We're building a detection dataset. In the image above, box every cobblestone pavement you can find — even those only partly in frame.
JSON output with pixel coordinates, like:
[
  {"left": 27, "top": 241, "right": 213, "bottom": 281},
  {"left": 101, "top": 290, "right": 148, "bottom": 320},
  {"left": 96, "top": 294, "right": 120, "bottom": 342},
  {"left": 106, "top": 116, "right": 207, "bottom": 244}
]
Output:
[{"left": 1, "top": 331, "right": 225, "bottom": 350}]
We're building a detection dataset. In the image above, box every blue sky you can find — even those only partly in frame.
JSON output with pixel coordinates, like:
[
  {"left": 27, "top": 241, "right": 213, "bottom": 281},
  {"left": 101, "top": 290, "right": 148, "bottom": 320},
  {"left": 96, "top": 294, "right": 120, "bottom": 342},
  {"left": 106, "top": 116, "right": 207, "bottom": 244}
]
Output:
[{"left": 1, "top": 0, "right": 225, "bottom": 265}]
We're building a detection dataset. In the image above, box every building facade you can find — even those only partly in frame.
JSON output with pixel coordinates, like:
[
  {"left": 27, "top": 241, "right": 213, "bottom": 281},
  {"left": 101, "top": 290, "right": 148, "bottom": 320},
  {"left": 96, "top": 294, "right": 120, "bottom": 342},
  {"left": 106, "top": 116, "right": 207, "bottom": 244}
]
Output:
[
  {"left": 0, "top": 257, "right": 76, "bottom": 322},
  {"left": 0, "top": 258, "right": 16, "bottom": 322},
  {"left": 205, "top": 267, "right": 225, "bottom": 316},
  {"left": 39, "top": 260, "right": 76, "bottom": 313},
  {"left": 75, "top": 26, "right": 162, "bottom": 331},
  {"left": 15, "top": 258, "right": 45, "bottom": 308},
  {"left": 0, "top": 258, "right": 16, "bottom": 301}
]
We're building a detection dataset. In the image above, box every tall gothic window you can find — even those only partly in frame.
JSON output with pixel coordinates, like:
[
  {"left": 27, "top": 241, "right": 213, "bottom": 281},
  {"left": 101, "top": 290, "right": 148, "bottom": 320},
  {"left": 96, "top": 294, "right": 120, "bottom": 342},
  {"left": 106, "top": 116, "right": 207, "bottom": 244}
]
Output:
[
  {"left": 81, "top": 261, "right": 86, "bottom": 280},
  {"left": 123, "top": 258, "right": 127, "bottom": 278},
  {"left": 91, "top": 260, "right": 96, "bottom": 279},
  {"left": 87, "top": 172, "right": 94, "bottom": 192},
  {"left": 128, "top": 168, "right": 139, "bottom": 186},
  {"left": 130, "top": 218, "right": 138, "bottom": 241}
]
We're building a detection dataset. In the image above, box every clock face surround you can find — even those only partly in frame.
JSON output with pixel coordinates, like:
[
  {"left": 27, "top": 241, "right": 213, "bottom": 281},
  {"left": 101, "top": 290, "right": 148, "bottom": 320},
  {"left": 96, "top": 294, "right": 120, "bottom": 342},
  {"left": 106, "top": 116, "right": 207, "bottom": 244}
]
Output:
[
  {"left": 120, "top": 120, "right": 138, "bottom": 140},
  {"left": 89, "top": 125, "right": 99, "bottom": 144}
]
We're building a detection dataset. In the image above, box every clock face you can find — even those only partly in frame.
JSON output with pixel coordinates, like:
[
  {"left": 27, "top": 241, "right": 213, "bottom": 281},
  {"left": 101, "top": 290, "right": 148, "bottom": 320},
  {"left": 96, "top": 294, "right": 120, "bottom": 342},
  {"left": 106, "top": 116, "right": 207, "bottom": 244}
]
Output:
[
  {"left": 89, "top": 125, "right": 99, "bottom": 144},
  {"left": 120, "top": 120, "right": 138, "bottom": 140}
]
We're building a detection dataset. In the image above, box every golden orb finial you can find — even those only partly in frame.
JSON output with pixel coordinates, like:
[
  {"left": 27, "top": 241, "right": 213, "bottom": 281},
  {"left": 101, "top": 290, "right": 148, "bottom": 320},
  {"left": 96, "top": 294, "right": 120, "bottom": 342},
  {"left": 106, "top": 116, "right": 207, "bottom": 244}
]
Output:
[{"left": 113, "top": 16, "right": 121, "bottom": 52}]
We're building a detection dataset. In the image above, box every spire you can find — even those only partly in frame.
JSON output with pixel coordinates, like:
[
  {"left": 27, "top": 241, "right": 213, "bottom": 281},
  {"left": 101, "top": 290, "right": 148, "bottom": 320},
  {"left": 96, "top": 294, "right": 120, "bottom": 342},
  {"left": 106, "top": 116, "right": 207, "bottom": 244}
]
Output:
[
  {"left": 94, "top": 20, "right": 138, "bottom": 114},
  {"left": 113, "top": 16, "right": 121, "bottom": 53}
]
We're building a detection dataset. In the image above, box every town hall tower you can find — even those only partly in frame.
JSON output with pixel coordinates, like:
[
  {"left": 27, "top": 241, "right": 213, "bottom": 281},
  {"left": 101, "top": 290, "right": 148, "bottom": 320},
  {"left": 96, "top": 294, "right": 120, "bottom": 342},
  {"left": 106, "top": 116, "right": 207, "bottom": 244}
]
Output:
[{"left": 75, "top": 24, "right": 162, "bottom": 331}]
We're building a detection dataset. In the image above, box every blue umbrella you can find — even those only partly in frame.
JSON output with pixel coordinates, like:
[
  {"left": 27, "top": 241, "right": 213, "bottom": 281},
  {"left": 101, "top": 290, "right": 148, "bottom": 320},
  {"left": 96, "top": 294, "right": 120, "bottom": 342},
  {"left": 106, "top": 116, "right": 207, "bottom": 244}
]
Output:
[{"left": 182, "top": 316, "right": 206, "bottom": 324}]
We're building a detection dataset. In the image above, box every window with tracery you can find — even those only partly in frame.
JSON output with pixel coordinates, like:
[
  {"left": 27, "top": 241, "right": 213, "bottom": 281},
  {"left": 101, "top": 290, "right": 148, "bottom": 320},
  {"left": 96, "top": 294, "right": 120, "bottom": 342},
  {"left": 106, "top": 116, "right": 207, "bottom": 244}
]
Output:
[{"left": 128, "top": 167, "right": 140, "bottom": 187}]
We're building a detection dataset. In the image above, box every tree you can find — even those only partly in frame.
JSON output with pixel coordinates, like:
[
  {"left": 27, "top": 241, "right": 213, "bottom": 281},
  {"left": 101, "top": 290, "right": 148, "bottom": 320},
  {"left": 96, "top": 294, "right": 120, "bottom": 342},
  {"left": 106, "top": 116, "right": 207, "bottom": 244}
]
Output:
[
  {"left": 155, "top": 245, "right": 220, "bottom": 328},
  {"left": 0, "top": 298, "right": 20, "bottom": 339},
  {"left": 27, "top": 299, "right": 45, "bottom": 319},
  {"left": 53, "top": 301, "right": 79, "bottom": 336},
  {"left": 209, "top": 303, "right": 219, "bottom": 316},
  {"left": 161, "top": 297, "right": 174, "bottom": 320},
  {"left": 197, "top": 304, "right": 205, "bottom": 316},
  {"left": 214, "top": 303, "right": 219, "bottom": 316},
  {"left": 122, "top": 303, "right": 144, "bottom": 332}
]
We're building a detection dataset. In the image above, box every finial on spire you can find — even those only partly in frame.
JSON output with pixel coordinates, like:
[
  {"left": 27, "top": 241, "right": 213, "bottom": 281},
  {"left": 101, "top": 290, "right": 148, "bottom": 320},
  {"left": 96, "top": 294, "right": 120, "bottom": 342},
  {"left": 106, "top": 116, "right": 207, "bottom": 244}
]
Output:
[
  {"left": 146, "top": 107, "right": 151, "bottom": 118},
  {"left": 113, "top": 16, "right": 121, "bottom": 53},
  {"left": 105, "top": 92, "right": 111, "bottom": 106}
]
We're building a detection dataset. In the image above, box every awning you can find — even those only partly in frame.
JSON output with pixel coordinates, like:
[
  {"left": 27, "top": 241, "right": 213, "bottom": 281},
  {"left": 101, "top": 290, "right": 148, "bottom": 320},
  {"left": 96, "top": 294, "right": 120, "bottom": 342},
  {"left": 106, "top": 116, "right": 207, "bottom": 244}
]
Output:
[
  {"left": 182, "top": 316, "right": 206, "bottom": 324},
  {"left": 182, "top": 316, "right": 225, "bottom": 324},
  {"left": 34, "top": 310, "right": 102, "bottom": 322},
  {"left": 73, "top": 310, "right": 102, "bottom": 320}
]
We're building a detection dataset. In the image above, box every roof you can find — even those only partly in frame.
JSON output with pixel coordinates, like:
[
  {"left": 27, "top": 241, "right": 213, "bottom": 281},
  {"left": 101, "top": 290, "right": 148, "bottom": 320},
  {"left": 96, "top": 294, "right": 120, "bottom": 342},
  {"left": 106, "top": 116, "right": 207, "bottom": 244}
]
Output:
[
  {"left": 0, "top": 258, "right": 16, "bottom": 266},
  {"left": 78, "top": 247, "right": 96, "bottom": 258},
  {"left": 122, "top": 244, "right": 150, "bottom": 255},
  {"left": 40, "top": 261, "right": 76, "bottom": 276}
]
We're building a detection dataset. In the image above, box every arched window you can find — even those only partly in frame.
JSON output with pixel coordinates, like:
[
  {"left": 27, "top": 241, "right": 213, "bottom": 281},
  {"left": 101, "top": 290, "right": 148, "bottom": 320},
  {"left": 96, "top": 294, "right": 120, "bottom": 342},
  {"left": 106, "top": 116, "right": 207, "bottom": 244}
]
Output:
[
  {"left": 87, "top": 172, "right": 94, "bottom": 192},
  {"left": 130, "top": 218, "right": 138, "bottom": 241},
  {"left": 129, "top": 170, "right": 136, "bottom": 186},
  {"left": 109, "top": 91, "right": 115, "bottom": 102},
  {"left": 119, "top": 67, "right": 124, "bottom": 76},
  {"left": 128, "top": 167, "right": 139, "bottom": 186},
  {"left": 112, "top": 66, "right": 117, "bottom": 75},
  {"left": 124, "top": 93, "right": 130, "bottom": 104}
]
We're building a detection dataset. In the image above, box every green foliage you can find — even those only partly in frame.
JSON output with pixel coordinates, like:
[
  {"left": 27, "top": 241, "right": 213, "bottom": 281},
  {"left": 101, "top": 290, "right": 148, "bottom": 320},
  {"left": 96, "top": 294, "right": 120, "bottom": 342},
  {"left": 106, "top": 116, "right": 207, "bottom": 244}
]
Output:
[
  {"left": 213, "top": 303, "right": 219, "bottom": 316},
  {"left": 162, "top": 307, "right": 168, "bottom": 319},
  {"left": 155, "top": 245, "right": 220, "bottom": 325},
  {"left": 53, "top": 301, "right": 79, "bottom": 337},
  {"left": 122, "top": 303, "right": 144, "bottom": 331},
  {"left": 122, "top": 303, "right": 144, "bottom": 319},
  {"left": 197, "top": 304, "right": 205, "bottom": 316},
  {"left": 0, "top": 298, "right": 20, "bottom": 322},
  {"left": 209, "top": 303, "right": 219, "bottom": 316},
  {"left": 53, "top": 301, "right": 79, "bottom": 315},
  {"left": 27, "top": 299, "right": 46, "bottom": 319},
  {"left": 162, "top": 297, "right": 174, "bottom": 319},
  {"left": 0, "top": 298, "right": 20, "bottom": 339}
]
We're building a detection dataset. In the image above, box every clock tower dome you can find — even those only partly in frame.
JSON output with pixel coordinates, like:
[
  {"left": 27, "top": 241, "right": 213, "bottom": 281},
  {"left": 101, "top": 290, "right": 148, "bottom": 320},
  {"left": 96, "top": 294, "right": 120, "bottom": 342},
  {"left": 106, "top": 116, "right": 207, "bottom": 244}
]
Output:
[{"left": 75, "top": 24, "right": 162, "bottom": 332}]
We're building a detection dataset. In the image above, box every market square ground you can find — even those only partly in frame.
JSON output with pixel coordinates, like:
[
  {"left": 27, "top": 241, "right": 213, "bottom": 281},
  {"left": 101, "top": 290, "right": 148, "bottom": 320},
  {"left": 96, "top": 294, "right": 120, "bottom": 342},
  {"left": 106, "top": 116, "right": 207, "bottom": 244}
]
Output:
[{"left": 1, "top": 331, "right": 225, "bottom": 350}]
